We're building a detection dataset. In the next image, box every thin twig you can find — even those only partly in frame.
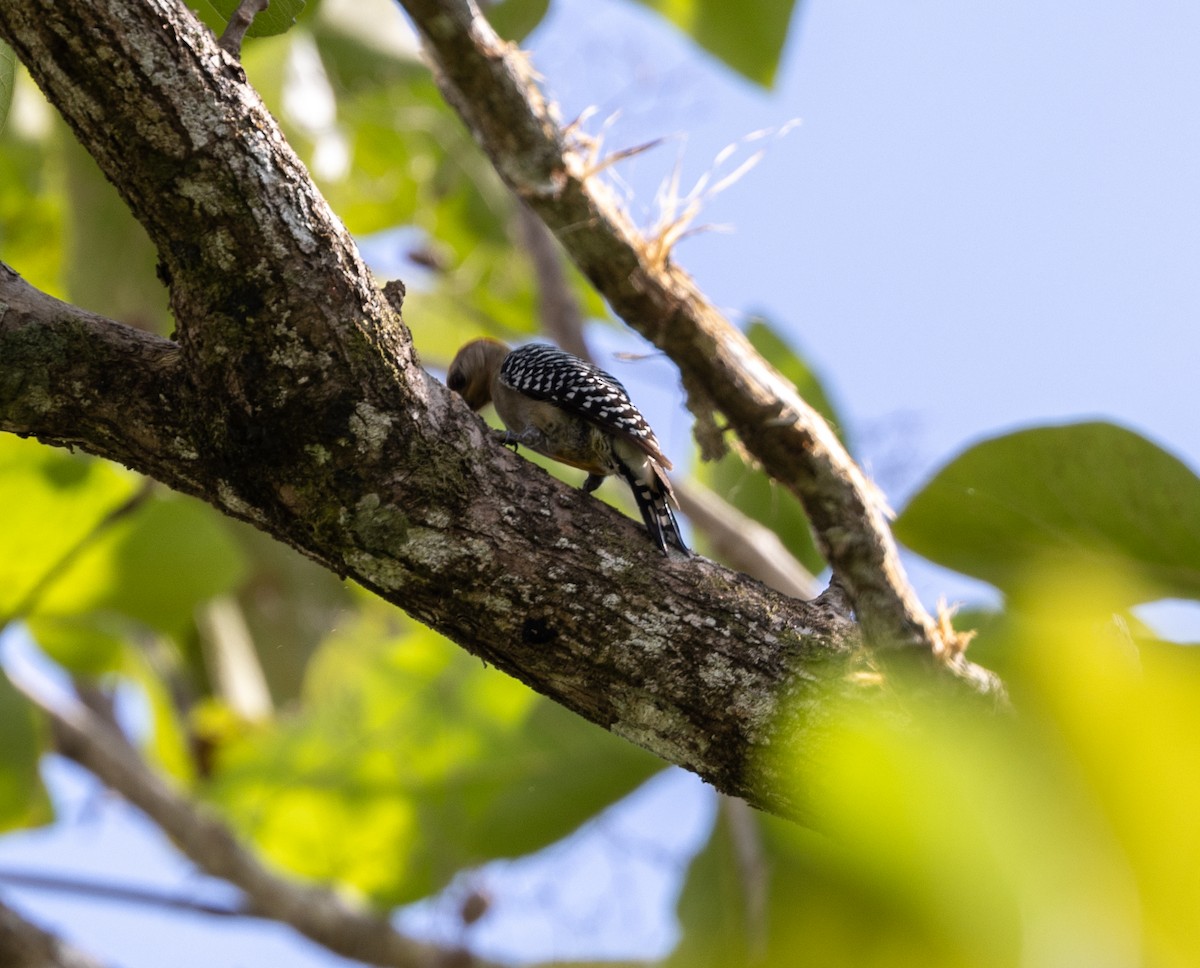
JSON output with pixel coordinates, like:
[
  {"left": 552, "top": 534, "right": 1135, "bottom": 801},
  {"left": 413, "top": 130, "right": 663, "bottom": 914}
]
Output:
[
  {"left": 673, "top": 480, "right": 818, "bottom": 599},
  {"left": 0, "top": 898, "right": 108, "bottom": 968},
  {"left": 217, "top": 0, "right": 268, "bottom": 57},
  {"left": 513, "top": 202, "right": 590, "bottom": 360},
  {"left": 0, "top": 868, "right": 246, "bottom": 919}
]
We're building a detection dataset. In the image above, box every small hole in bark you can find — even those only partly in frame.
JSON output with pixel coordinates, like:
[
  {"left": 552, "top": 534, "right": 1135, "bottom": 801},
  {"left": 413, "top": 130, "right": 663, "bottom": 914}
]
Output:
[{"left": 522, "top": 616, "right": 557, "bottom": 645}]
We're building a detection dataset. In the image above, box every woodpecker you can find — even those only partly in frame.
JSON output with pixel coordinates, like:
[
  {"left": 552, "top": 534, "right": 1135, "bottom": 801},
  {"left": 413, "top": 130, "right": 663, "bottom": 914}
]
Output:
[{"left": 447, "top": 338, "right": 689, "bottom": 554}]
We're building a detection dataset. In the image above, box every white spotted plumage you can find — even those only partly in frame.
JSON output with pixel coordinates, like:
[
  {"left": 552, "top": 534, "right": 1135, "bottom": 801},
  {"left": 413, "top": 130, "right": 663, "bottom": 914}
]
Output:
[{"left": 498, "top": 344, "right": 666, "bottom": 464}]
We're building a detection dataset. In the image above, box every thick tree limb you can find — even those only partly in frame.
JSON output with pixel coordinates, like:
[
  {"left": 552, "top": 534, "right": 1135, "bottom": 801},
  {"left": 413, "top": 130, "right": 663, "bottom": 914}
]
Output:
[
  {"left": 394, "top": 0, "right": 961, "bottom": 661},
  {"left": 1, "top": 263, "right": 861, "bottom": 816},
  {"left": 0, "top": 0, "right": 999, "bottom": 826}
]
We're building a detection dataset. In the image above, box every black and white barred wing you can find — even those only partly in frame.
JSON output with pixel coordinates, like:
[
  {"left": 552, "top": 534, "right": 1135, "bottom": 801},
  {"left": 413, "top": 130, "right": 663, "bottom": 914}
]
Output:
[{"left": 498, "top": 344, "right": 671, "bottom": 468}]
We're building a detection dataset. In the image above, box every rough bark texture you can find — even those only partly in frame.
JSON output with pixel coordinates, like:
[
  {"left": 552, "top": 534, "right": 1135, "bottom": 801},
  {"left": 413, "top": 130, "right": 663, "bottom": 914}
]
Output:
[{"left": 0, "top": 0, "right": 997, "bottom": 822}]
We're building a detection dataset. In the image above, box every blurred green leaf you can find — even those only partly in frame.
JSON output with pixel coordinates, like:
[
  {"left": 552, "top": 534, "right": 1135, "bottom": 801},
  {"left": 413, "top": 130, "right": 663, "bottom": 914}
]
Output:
[
  {"left": 25, "top": 613, "right": 130, "bottom": 677},
  {"left": 0, "top": 674, "right": 51, "bottom": 833},
  {"left": 205, "top": 612, "right": 659, "bottom": 903},
  {"left": 895, "top": 422, "right": 1200, "bottom": 604},
  {"left": 669, "top": 804, "right": 750, "bottom": 966},
  {"left": 222, "top": 522, "right": 351, "bottom": 705},
  {"left": 0, "top": 437, "right": 140, "bottom": 620},
  {"left": 126, "top": 645, "right": 197, "bottom": 783},
  {"left": 632, "top": 0, "right": 800, "bottom": 88},
  {"left": 0, "top": 41, "right": 15, "bottom": 131},
  {"left": 804, "top": 693, "right": 1138, "bottom": 967},
  {"left": 35, "top": 495, "right": 247, "bottom": 637},
  {"left": 62, "top": 134, "right": 169, "bottom": 333},
  {"left": 674, "top": 565, "right": 1200, "bottom": 968},
  {"left": 322, "top": 70, "right": 604, "bottom": 356},
  {"left": 746, "top": 317, "right": 843, "bottom": 438},
  {"left": 0, "top": 72, "right": 65, "bottom": 298},
  {"left": 750, "top": 586, "right": 1151, "bottom": 968},
  {"left": 695, "top": 318, "right": 843, "bottom": 572},
  {"left": 484, "top": 0, "right": 552, "bottom": 41},
  {"left": 672, "top": 800, "right": 975, "bottom": 968},
  {"left": 200, "top": 0, "right": 306, "bottom": 39}
]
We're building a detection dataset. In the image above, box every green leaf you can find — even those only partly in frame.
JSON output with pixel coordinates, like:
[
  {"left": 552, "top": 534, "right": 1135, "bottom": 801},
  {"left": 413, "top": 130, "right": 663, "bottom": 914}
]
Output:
[
  {"left": 200, "top": 0, "right": 306, "bottom": 39},
  {"left": 484, "top": 0, "right": 552, "bottom": 41},
  {"left": 695, "top": 318, "right": 843, "bottom": 572},
  {"left": 125, "top": 646, "right": 196, "bottom": 783},
  {"left": 894, "top": 422, "right": 1200, "bottom": 604},
  {"left": 0, "top": 437, "right": 140, "bottom": 621},
  {"left": 0, "top": 73, "right": 66, "bottom": 296},
  {"left": 62, "top": 135, "right": 169, "bottom": 333},
  {"left": 0, "top": 673, "right": 52, "bottom": 832},
  {"left": 0, "top": 41, "right": 15, "bottom": 132},
  {"left": 670, "top": 804, "right": 945, "bottom": 968},
  {"left": 631, "top": 0, "right": 800, "bottom": 88},
  {"left": 24, "top": 613, "right": 130, "bottom": 677},
  {"left": 35, "top": 495, "right": 248, "bottom": 636},
  {"left": 205, "top": 614, "right": 659, "bottom": 903}
]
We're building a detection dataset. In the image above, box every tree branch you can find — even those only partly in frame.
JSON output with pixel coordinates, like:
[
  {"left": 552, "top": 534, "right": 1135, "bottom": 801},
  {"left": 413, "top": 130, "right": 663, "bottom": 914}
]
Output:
[
  {"left": 0, "top": 0, "right": 1001, "bottom": 825},
  {"left": 217, "top": 0, "right": 268, "bottom": 56},
  {"left": 0, "top": 898, "right": 108, "bottom": 968},
  {"left": 11, "top": 675, "right": 478, "bottom": 968},
  {"left": 394, "top": 0, "right": 960, "bottom": 660},
  {"left": 0, "top": 868, "right": 244, "bottom": 920}
]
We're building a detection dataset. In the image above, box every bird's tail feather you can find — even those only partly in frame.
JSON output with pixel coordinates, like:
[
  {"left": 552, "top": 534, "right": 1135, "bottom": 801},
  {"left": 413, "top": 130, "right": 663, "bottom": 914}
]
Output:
[{"left": 617, "top": 461, "right": 689, "bottom": 555}]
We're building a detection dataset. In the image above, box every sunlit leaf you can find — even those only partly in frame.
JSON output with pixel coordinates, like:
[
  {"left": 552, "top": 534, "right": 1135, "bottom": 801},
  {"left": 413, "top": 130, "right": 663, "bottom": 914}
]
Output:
[
  {"left": 62, "top": 135, "right": 169, "bottom": 333},
  {"left": 35, "top": 495, "right": 248, "bottom": 637},
  {"left": 959, "top": 566, "right": 1200, "bottom": 965},
  {"left": 126, "top": 645, "right": 197, "bottom": 783},
  {"left": 671, "top": 801, "right": 975, "bottom": 968},
  {"left": 0, "top": 40, "right": 15, "bottom": 131},
  {"left": 895, "top": 422, "right": 1200, "bottom": 604},
  {"left": 0, "top": 437, "right": 140, "bottom": 621},
  {"left": 0, "top": 114, "right": 64, "bottom": 295},
  {"left": 0, "top": 674, "right": 51, "bottom": 833},
  {"left": 24, "top": 613, "right": 130, "bottom": 677},
  {"left": 484, "top": 0, "right": 552, "bottom": 41},
  {"left": 205, "top": 613, "right": 659, "bottom": 903},
  {"left": 631, "top": 0, "right": 801, "bottom": 88},
  {"left": 754, "top": 612, "right": 1143, "bottom": 968},
  {"left": 200, "top": 0, "right": 306, "bottom": 39}
]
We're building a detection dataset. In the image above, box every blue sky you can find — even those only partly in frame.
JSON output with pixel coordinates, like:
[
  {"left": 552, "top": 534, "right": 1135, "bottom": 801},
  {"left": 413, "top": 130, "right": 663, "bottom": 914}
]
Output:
[
  {"left": 533, "top": 0, "right": 1200, "bottom": 628},
  {"left": 538, "top": 0, "right": 1200, "bottom": 474},
  {"left": 6, "top": 1, "right": 1200, "bottom": 964}
]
